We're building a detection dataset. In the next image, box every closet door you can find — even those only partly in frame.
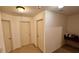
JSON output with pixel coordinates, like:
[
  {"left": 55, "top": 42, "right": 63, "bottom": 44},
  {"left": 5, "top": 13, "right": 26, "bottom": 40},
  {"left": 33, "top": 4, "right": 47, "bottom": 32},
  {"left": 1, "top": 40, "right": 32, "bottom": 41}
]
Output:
[
  {"left": 20, "top": 21, "right": 31, "bottom": 46},
  {"left": 2, "top": 20, "right": 12, "bottom": 52},
  {"left": 37, "top": 20, "right": 44, "bottom": 50}
]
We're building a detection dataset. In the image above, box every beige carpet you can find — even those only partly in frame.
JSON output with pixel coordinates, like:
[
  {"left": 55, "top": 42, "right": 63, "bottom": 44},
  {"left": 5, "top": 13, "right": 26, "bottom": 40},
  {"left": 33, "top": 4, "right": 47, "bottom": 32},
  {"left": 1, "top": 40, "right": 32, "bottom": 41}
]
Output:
[
  {"left": 54, "top": 45, "right": 79, "bottom": 53},
  {"left": 11, "top": 44, "right": 42, "bottom": 53},
  {"left": 11, "top": 44, "right": 79, "bottom": 53}
]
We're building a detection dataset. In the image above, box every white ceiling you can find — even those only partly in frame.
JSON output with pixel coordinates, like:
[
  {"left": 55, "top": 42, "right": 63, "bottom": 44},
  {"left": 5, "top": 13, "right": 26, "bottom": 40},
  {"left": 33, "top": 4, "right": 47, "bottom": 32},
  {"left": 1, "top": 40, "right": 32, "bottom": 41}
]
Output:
[
  {"left": 44, "top": 6, "right": 79, "bottom": 16},
  {"left": 0, "top": 6, "right": 44, "bottom": 17},
  {"left": 0, "top": 6, "right": 79, "bottom": 16}
]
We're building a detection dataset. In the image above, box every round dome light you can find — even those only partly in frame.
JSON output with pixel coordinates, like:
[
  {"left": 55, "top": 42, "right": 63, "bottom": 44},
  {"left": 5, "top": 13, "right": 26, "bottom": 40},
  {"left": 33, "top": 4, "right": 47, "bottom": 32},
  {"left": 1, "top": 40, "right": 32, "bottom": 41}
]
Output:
[{"left": 16, "top": 6, "right": 25, "bottom": 13}]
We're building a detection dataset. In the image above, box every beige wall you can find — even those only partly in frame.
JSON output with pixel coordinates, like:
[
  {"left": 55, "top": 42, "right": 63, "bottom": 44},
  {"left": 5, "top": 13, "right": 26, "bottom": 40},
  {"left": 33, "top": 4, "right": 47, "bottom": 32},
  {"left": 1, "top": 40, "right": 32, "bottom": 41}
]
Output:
[
  {"left": 45, "top": 10, "right": 67, "bottom": 52},
  {"left": 67, "top": 14, "right": 79, "bottom": 35},
  {"left": 1, "top": 13, "right": 33, "bottom": 51},
  {"left": 32, "top": 10, "right": 67, "bottom": 52}
]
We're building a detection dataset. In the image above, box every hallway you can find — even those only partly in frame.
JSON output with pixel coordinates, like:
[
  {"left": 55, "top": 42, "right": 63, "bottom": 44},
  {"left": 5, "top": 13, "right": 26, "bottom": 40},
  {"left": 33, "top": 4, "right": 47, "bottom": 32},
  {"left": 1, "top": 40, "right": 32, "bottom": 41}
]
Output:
[
  {"left": 11, "top": 44, "right": 42, "bottom": 53},
  {"left": 0, "top": 6, "right": 79, "bottom": 53}
]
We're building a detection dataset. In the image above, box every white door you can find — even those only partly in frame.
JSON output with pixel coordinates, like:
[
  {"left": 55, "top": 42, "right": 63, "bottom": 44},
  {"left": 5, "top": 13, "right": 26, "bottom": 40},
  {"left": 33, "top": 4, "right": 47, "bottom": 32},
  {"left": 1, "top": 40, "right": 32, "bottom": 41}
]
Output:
[
  {"left": 2, "top": 20, "right": 12, "bottom": 52},
  {"left": 37, "top": 20, "right": 44, "bottom": 50},
  {"left": 20, "top": 21, "right": 30, "bottom": 46}
]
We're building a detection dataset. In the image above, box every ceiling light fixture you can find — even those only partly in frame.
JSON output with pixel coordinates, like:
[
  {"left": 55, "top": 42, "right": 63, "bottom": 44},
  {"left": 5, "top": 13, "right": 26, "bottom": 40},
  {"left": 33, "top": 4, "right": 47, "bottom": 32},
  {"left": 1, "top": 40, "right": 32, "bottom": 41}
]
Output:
[
  {"left": 58, "top": 5, "right": 64, "bottom": 9},
  {"left": 16, "top": 6, "right": 25, "bottom": 13},
  {"left": 57, "top": 1, "right": 64, "bottom": 9}
]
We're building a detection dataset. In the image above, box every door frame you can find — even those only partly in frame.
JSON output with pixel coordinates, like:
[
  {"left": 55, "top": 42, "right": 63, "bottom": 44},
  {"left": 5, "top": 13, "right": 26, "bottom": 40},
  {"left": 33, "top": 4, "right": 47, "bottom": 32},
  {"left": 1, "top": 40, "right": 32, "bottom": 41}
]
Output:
[
  {"left": 36, "top": 19, "right": 43, "bottom": 47},
  {"left": 1, "top": 20, "right": 13, "bottom": 52},
  {"left": 20, "top": 21, "right": 31, "bottom": 46}
]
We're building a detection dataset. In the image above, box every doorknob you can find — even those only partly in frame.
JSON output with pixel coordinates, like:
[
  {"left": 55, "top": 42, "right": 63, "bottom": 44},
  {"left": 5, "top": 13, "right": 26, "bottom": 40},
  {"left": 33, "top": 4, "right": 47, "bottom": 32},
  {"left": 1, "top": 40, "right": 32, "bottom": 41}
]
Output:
[
  {"left": 37, "top": 35, "right": 39, "bottom": 38},
  {"left": 8, "top": 37, "right": 12, "bottom": 40}
]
